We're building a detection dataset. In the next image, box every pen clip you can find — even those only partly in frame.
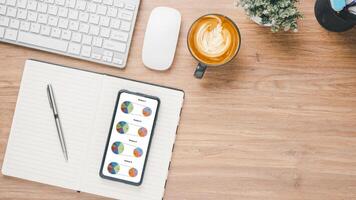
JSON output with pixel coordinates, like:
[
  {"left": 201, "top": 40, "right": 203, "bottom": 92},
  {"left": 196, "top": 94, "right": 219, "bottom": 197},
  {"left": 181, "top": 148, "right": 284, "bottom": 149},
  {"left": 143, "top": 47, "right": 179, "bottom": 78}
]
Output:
[{"left": 47, "top": 84, "right": 54, "bottom": 110}]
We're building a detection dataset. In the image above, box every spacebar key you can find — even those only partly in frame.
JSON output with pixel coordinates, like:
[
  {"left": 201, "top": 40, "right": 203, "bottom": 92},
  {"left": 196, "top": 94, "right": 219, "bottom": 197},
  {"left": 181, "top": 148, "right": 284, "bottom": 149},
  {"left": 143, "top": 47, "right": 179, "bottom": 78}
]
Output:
[{"left": 18, "top": 31, "right": 68, "bottom": 52}]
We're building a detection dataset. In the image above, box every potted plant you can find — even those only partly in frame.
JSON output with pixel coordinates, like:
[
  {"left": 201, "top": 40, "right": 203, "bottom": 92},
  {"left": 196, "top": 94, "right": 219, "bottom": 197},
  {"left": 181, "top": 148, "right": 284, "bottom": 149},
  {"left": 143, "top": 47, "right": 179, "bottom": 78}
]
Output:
[{"left": 235, "top": 0, "right": 303, "bottom": 32}]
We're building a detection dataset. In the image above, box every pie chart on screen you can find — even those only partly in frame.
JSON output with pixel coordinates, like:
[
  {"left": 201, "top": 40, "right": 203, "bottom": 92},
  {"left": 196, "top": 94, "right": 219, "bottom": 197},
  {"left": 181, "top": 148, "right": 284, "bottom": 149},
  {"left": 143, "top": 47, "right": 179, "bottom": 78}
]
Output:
[
  {"left": 111, "top": 141, "right": 124, "bottom": 154},
  {"left": 129, "top": 167, "right": 138, "bottom": 177},
  {"left": 116, "top": 121, "right": 129, "bottom": 134},
  {"left": 142, "top": 107, "right": 152, "bottom": 117},
  {"left": 138, "top": 127, "right": 147, "bottom": 137},
  {"left": 121, "top": 101, "right": 134, "bottom": 114},
  {"left": 133, "top": 147, "right": 143, "bottom": 158},
  {"left": 108, "top": 162, "right": 120, "bottom": 174}
]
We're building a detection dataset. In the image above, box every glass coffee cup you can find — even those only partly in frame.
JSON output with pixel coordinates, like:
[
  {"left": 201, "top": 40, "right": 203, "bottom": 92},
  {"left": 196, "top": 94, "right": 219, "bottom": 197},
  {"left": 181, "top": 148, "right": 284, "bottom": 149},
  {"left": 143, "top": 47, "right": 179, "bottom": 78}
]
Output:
[{"left": 187, "top": 14, "right": 241, "bottom": 79}]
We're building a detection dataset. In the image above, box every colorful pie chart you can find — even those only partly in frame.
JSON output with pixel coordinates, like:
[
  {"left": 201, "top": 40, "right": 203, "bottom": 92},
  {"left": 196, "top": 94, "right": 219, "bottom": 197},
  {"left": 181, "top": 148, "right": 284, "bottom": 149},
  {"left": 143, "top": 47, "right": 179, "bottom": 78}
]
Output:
[
  {"left": 142, "top": 107, "right": 152, "bottom": 117},
  {"left": 121, "top": 101, "right": 134, "bottom": 114},
  {"left": 138, "top": 127, "right": 147, "bottom": 137},
  {"left": 111, "top": 141, "right": 124, "bottom": 154},
  {"left": 133, "top": 147, "right": 143, "bottom": 158},
  {"left": 116, "top": 121, "right": 129, "bottom": 134},
  {"left": 129, "top": 167, "right": 138, "bottom": 177},
  {"left": 107, "top": 162, "right": 120, "bottom": 174}
]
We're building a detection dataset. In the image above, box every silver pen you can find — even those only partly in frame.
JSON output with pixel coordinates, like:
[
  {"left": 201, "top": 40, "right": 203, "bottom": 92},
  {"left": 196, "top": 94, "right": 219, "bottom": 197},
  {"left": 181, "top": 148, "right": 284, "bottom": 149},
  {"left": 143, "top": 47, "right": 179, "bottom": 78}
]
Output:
[{"left": 47, "top": 84, "right": 68, "bottom": 162}]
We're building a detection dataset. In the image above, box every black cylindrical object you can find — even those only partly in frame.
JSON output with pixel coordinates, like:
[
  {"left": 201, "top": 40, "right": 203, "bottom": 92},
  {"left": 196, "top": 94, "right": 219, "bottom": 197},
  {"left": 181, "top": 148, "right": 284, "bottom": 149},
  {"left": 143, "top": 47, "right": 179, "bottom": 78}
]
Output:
[{"left": 315, "top": 0, "right": 356, "bottom": 32}]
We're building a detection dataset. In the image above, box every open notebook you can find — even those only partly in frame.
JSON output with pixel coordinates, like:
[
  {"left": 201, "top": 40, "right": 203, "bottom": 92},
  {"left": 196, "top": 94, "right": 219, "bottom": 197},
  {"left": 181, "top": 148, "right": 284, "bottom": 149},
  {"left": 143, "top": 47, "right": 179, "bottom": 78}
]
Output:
[{"left": 1, "top": 60, "right": 184, "bottom": 200}]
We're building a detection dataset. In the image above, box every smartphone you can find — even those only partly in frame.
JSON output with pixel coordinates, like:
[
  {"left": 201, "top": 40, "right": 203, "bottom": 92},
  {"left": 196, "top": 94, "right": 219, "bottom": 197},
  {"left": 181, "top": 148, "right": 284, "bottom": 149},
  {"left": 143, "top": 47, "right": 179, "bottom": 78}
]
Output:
[{"left": 100, "top": 90, "right": 160, "bottom": 186}]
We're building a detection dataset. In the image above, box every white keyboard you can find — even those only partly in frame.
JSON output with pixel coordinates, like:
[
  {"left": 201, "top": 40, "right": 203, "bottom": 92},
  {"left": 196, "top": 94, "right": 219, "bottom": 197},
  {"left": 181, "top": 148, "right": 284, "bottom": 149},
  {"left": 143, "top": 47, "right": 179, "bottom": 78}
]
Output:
[{"left": 0, "top": 0, "right": 140, "bottom": 68}]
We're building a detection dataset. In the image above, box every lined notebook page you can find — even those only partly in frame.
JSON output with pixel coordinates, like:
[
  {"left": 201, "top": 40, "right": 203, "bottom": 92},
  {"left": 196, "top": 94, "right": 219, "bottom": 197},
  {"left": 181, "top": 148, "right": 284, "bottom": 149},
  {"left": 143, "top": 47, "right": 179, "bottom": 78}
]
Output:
[
  {"left": 81, "top": 75, "right": 184, "bottom": 200},
  {"left": 2, "top": 60, "right": 103, "bottom": 190},
  {"left": 2, "top": 60, "right": 184, "bottom": 200}
]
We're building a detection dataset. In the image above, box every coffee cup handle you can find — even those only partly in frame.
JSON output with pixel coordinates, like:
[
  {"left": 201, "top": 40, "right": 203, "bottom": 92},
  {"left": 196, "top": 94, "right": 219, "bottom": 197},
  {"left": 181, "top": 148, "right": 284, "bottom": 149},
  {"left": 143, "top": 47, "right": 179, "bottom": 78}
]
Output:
[{"left": 194, "top": 63, "right": 207, "bottom": 79}]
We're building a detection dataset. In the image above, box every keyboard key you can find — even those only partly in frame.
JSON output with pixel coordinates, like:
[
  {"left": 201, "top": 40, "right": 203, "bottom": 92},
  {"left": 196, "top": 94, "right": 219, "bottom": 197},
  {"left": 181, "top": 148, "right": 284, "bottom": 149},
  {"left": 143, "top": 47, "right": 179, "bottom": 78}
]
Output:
[
  {"left": 100, "top": 16, "right": 110, "bottom": 27},
  {"left": 108, "top": 7, "right": 117, "bottom": 17},
  {"left": 100, "top": 27, "right": 110, "bottom": 38},
  {"left": 40, "top": 25, "right": 51, "bottom": 36},
  {"left": 68, "top": 43, "right": 81, "bottom": 55},
  {"left": 4, "top": 29, "right": 18, "bottom": 40},
  {"left": 89, "top": 14, "right": 100, "bottom": 24},
  {"left": 89, "top": 25, "right": 99, "bottom": 35},
  {"left": 51, "top": 27, "right": 61, "bottom": 38},
  {"left": 79, "top": 23, "right": 89, "bottom": 33},
  {"left": 69, "top": 20, "right": 79, "bottom": 30},
  {"left": 113, "top": 57, "right": 123, "bottom": 65},
  {"left": 103, "top": 39, "right": 125, "bottom": 52},
  {"left": 58, "top": 18, "right": 68, "bottom": 28},
  {"left": 103, "top": 55, "right": 112, "bottom": 62},
  {"left": 9, "top": 19, "right": 20, "bottom": 29},
  {"left": 97, "top": 5, "right": 107, "bottom": 15},
  {"left": 81, "top": 45, "right": 91, "bottom": 57},
  {"left": 61, "top": 29, "right": 71, "bottom": 40},
  {"left": 37, "top": 3, "right": 47, "bottom": 13},
  {"left": 27, "top": 0, "right": 37, "bottom": 11},
  {"left": 111, "top": 30, "right": 128, "bottom": 42},
  {"left": 48, "top": 16, "right": 58, "bottom": 26},
  {"left": 19, "top": 21, "right": 30, "bottom": 31},
  {"left": 76, "top": 0, "right": 86, "bottom": 11},
  {"left": 55, "top": 0, "right": 65, "bottom": 6},
  {"left": 82, "top": 35, "right": 92, "bottom": 45},
  {"left": 120, "top": 21, "right": 131, "bottom": 31},
  {"left": 48, "top": 5, "right": 58, "bottom": 15},
  {"left": 103, "top": 0, "right": 113, "bottom": 5},
  {"left": 30, "top": 23, "right": 40, "bottom": 33},
  {"left": 68, "top": 9, "right": 79, "bottom": 20},
  {"left": 6, "top": 7, "right": 17, "bottom": 17},
  {"left": 103, "top": 50, "right": 113, "bottom": 57},
  {"left": 17, "top": 0, "right": 27, "bottom": 8},
  {"left": 125, "top": 4, "right": 135, "bottom": 10},
  {"left": 93, "top": 36, "right": 102, "bottom": 47},
  {"left": 27, "top": 11, "right": 37, "bottom": 22},
  {"left": 17, "top": 9, "right": 27, "bottom": 20},
  {"left": 110, "top": 19, "right": 120, "bottom": 29},
  {"left": 38, "top": 14, "right": 48, "bottom": 24},
  {"left": 72, "top": 32, "right": 81, "bottom": 42},
  {"left": 87, "top": 3, "right": 97, "bottom": 13},
  {"left": 0, "top": 16, "right": 10, "bottom": 26},
  {"left": 113, "top": 52, "right": 124, "bottom": 59},
  {"left": 103, "top": 50, "right": 114, "bottom": 58},
  {"left": 79, "top": 12, "right": 89, "bottom": 22},
  {"left": 92, "top": 46, "right": 102, "bottom": 54},
  {"left": 0, "top": 5, "right": 6, "bottom": 15},
  {"left": 6, "top": 0, "right": 16, "bottom": 6},
  {"left": 114, "top": 0, "right": 124, "bottom": 8},
  {"left": 91, "top": 53, "right": 101, "bottom": 60},
  {"left": 18, "top": 31, "right": 68, "bottom": 52},
  {"left": 118, "top": 10, "right": 133, "bottom": 21},
  {"left": 66, "top": 0, "right": 76, "bottom": 8},
  {"left": 58, "top": 7, "right": 68, "bottom": 17}
]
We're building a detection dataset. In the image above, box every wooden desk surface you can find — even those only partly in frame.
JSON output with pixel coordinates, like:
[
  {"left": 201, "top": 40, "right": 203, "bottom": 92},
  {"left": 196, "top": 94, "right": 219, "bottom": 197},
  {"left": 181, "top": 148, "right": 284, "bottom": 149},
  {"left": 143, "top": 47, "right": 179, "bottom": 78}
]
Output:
[{"left": 1, "top": 0, "right": 356, "bottom": 199}]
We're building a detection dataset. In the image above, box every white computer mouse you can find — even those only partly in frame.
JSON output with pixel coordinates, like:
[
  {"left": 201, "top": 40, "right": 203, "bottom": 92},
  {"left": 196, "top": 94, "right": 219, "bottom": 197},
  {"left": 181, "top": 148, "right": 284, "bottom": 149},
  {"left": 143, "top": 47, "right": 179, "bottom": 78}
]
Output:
[{"left": 142, "top": 7, "right": 181, "bottom": 71}]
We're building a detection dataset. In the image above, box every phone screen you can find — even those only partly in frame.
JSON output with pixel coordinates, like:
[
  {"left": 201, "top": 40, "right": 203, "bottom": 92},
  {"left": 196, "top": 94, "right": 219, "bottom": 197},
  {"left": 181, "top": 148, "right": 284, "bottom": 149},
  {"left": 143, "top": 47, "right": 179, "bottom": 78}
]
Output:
[{"left": 100, "top": 90, "right": 160, "bottom": 185}]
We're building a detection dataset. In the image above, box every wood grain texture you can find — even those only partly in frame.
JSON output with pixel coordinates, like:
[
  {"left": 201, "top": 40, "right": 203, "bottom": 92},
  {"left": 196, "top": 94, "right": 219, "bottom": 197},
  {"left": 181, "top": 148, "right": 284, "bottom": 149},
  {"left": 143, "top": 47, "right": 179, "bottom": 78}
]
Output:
[{"left": 1, "top": 0, "right": 356, "bottom": 199}]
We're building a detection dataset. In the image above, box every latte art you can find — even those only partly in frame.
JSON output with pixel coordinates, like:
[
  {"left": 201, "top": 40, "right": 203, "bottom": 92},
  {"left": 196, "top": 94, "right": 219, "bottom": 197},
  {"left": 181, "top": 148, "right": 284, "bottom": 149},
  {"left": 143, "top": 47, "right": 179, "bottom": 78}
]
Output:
[
  {"left": 188, "top": 15, "right": 240, "bottom": 66},
  {"left": 196, "top": 21, "right": 232, "bottom": 58}
]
